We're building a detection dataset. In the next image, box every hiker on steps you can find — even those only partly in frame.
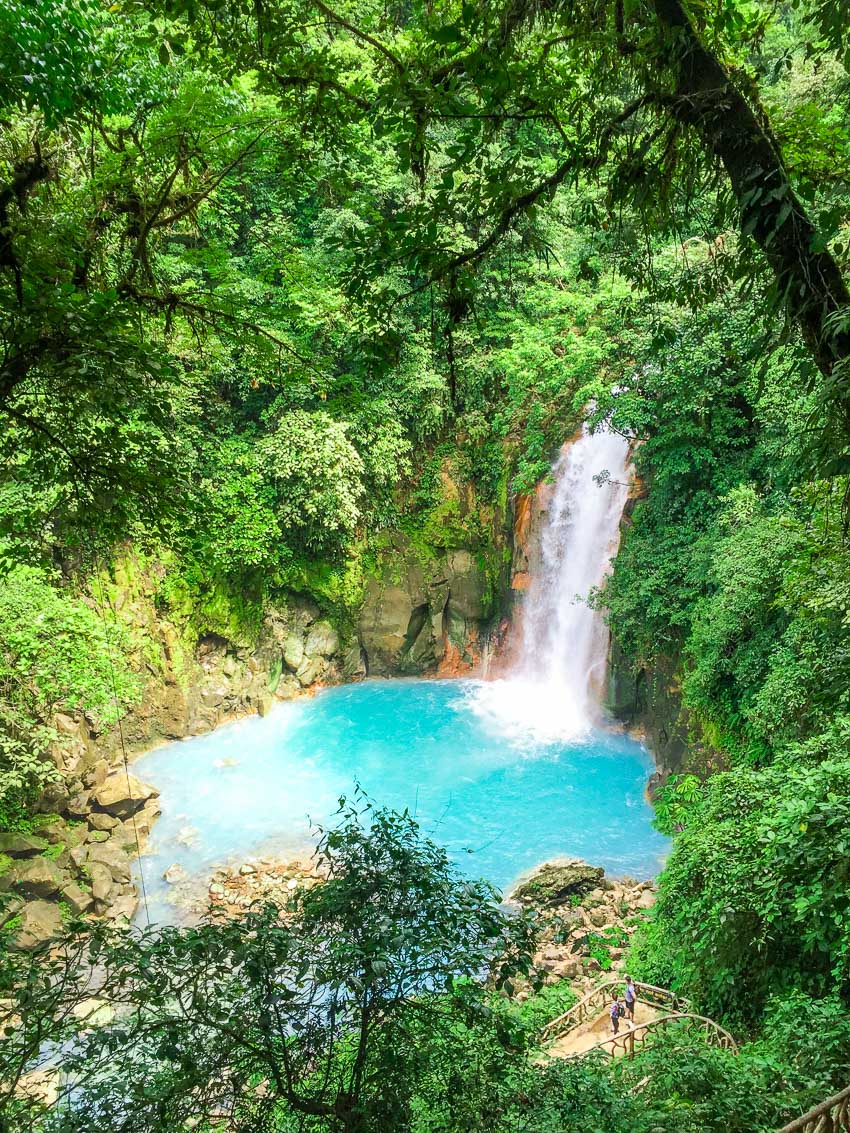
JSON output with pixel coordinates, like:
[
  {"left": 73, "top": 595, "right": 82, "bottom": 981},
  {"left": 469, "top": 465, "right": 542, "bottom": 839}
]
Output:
[
  {"left": 610, "top": 994, "right": 624, "bottom": 1035},
  {"left": 624, "top": 975, "right": 637, "bottom": 1022}
]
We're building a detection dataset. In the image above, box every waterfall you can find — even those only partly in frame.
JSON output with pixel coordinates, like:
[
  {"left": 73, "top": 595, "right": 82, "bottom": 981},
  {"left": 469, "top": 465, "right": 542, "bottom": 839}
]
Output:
[{"left": 471, "top": 423, "right": 631, "bottom": 743}]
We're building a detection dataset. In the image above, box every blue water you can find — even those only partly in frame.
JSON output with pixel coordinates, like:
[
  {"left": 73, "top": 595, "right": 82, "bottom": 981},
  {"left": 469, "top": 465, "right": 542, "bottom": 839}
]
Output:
[{"left": 133, "top": 679, "right": 668, "bottom": 922}]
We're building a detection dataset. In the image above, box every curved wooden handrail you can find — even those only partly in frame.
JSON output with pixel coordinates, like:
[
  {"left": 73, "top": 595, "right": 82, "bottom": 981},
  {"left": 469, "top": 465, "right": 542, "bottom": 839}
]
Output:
[
  {"left": 777, "top": 1085, "right": 850, "bottom": 1132},
  {"left": 540, "top": 979, "right": 689, "bottom": 1042},
  {"left": 566, "top": 1011, "right": 738, "bottom": 1061}
]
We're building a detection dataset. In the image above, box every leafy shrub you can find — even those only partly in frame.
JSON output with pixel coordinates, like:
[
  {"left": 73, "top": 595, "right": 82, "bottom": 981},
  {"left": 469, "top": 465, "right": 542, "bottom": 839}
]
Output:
[
  {"left": 259, "top": 410, "right": 364, "bottom": 553},
  {"left": 633, "top": 736, "right": 850, "bottom": 1022},
  {"left": 0, "top": 568, "right": 139, "bottom": 821}
]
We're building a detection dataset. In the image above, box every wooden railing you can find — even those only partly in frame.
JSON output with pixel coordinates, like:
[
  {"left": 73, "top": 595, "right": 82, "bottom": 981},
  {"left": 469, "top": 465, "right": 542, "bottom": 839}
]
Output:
[
  {"left": 777, "top": 1086, "right": 850, "bottom": 1133},
  {"left": 573, "top": 1011, "right": 738, "bottom": 1061},
  {"left": 540, "top": 979, "right": 689, "bottom": 1043}
]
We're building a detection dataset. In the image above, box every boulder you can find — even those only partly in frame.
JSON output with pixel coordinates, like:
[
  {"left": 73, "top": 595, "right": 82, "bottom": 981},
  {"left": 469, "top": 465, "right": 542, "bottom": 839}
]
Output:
[
  {"left": 0, "top": 833, "right": 48, "bottom": 858},
  {"left": 401, "top": 614, "right": 437, "bottom": 673},
  {"left": 13, "top": 901, "right": 63, "bottom": 950},
  {"left": 88, "top": 812, "right": 118, "bottom": 832},
  {"left": 92, "top": 773, "right": 158, "bottom": 819},
  {"left": 511, "top": 860, "right": 605, "bottom": 908},
  {"left": 445, "top": 550, "right": 486, "bottom": 620},
  {"left": 135, "top": 799, "right": 162, "bottom": 840},
  {"left": 34, "top": 819, "right": 80, "bottom": 848},
  {"left": 88, "top": 862, "right": 113, "bottom": 903},
  {"left": 53, "top": 712, "right": 80, "bottom": 736},
  {"left": 65, "top": 791, "right": 92, "bottom": 820},
  {"left": 341, "top": 642, "right": 367, "bottom": 680},
  {"left": 257, "top": 693, "right": 274, "bottom": 717},
  {"left": 9, "top": 857, "right": 69, "bottom": 899},
  {"left": 86, "top": 841, "right": 132, "bottom": 884},
  {"left": 304, "top": 620, "right": 339, "bottom": 658},
  {"left": 35, "top": 781, "right": 71, "bottom": 815},
  {"left": 635, "top": 888, "right": 656, "bottom": 910},
  {"left": 588, "top": 906, "right": 610, "bottom": 928},
  {"left": 83, "top": 758, "right": 110, "bottom": 791},
  {"left": 163, "top": 863, "right": 187, "bottom": 885},
  {"left": 61, "top": 881, "right": 94, "bottom": 915},
  {"left": 358, "top": 581, "right": 414, "bottom": 674},
  {"left": 295, "top": 656, "right": 323, "bottom": 687},
  {"left": 283, "top": 633, "right": 304, "bottom": 672},
  {"left": 106, "top": 893, "right": 139, "bottom": 922},
  {"left": 551, "top": 957, "right": 582, "bottom": 980},
  {"left": 199, "top": 685, "right": 228, "bottom": 711}
]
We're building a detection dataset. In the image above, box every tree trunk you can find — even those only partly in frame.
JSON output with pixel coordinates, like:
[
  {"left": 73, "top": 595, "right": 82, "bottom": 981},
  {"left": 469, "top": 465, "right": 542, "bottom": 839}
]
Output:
[{"left": 652, "top": 0, "right": 850, "bottom": 391}]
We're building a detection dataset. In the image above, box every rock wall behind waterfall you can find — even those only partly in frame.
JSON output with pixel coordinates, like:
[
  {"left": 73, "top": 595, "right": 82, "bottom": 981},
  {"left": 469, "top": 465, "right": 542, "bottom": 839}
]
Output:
[{"left": 357, "top": 545, "right": 497, "bottom": 676}]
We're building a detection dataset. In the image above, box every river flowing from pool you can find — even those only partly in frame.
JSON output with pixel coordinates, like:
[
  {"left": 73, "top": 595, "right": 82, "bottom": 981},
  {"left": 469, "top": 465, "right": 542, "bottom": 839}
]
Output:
[{"left": 134, "top": 679, "right": 668, "bottom": 923}]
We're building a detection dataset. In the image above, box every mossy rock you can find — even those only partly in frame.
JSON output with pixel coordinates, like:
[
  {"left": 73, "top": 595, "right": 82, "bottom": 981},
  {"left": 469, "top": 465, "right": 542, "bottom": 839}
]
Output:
[
  {"left": 511, "top": 860, "right": 604, "bottom": 907},
  {"left": 0, "top": 832, "right": 49, "bottom": 857}
]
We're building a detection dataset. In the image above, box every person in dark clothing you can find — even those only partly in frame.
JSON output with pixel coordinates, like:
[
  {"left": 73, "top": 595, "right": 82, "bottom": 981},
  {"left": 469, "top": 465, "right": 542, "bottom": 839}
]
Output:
[
  {"left": 624, "top": 975, "right": 637, "bottom": 1022},
  {"left": 610, "top": 994, "right": 622, "bottom": 1035}
]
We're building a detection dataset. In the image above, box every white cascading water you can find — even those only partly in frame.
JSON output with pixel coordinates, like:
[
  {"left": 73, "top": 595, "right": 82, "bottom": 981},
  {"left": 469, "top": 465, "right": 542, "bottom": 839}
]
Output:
[{"left": 471, "top": 422, "right": 631, "bottom": 744}]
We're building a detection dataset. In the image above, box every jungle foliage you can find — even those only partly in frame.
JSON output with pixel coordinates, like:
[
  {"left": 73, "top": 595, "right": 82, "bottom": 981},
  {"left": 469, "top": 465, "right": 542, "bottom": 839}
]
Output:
[
  {"left": 4, "top": 805, "right": 850, "bottom": 1133},
  {"left": 3, "top": 0, "right": 850, "bottom": 1128}
]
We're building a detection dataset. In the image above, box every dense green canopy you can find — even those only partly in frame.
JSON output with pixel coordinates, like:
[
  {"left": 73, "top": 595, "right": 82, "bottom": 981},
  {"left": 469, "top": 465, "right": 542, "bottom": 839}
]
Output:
[{"left": 2, "top": 0, "right": 850, "bottom": 1129}]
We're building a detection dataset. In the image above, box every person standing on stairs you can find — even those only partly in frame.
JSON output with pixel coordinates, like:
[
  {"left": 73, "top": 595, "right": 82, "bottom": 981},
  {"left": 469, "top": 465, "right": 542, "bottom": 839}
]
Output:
[
  {"left": 610, "top": 994, "right": 623, "bottom": 1036},
  {"left": 624, "top": 975, "right": 637, "bottom": 1022}
]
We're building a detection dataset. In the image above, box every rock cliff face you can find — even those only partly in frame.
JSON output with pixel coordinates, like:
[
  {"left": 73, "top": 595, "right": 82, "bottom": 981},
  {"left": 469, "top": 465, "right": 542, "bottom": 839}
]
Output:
[
  {"left": 358, "top": 546, "right": 493, "bottom": 676},
  {"left": 44, "top": 555, "right": 501, "bottom": 784},
  {"left": 605, "top": 643, "right": 691, "bottom": 780}
]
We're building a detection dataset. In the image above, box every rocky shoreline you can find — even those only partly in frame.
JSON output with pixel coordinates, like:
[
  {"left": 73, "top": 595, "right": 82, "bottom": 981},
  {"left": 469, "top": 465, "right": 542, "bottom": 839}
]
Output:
[
  {"left": 510, "top": 859, "right": 656, "bottom": 997},
  {"left": 155, "top": 855, "right": 326, "bottom": 922},
  {"left": 0, "top": 770, "right": 160, "bottom": 948},
  {"left": 151, "top": 851, "right": 656, "bottom": 1000}
]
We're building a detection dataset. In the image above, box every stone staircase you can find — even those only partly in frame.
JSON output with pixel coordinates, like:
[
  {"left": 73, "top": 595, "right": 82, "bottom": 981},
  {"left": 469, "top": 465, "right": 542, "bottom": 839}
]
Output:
[
  {"left": 541, "top": 981, "right": 850, "bottom": 1130},
  {"left": 540, "top": 978, "right": 737, "bottom": 1061}
]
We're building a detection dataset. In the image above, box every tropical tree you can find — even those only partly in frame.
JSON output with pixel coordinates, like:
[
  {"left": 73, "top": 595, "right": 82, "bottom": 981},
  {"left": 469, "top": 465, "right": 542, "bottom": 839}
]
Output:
[{"left": 3, "top": 802, "right": 538, "bottom": 1133}]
